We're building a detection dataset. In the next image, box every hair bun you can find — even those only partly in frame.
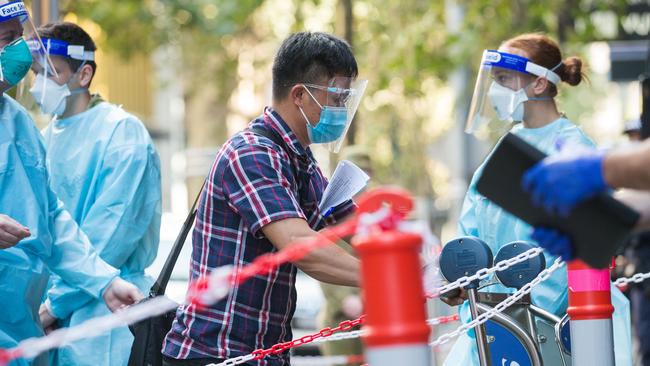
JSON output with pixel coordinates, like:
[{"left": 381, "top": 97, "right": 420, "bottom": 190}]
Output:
[{"left": 560, "top": 57, "right": 583, "bottom": 86}]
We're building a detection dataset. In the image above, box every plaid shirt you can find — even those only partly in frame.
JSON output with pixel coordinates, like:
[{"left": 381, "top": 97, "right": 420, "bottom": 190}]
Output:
[{"left": 163, "top": 107, "right": 355, "bottom": 365}]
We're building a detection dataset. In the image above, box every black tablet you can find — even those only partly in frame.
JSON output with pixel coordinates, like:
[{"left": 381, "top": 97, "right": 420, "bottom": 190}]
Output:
[{"left": 476, "top": 133, "right": 639, "bottom": 268}]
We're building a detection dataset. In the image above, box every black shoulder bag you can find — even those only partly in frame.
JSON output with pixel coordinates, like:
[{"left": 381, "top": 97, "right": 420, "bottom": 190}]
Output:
[{"left": 128, "top": 186, "right": 203, "bottom": 366}]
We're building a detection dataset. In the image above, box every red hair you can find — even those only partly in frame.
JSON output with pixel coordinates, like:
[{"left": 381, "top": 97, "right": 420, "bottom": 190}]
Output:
[{"left": 502, "top": 33, "right": 585, "bottom": 96}]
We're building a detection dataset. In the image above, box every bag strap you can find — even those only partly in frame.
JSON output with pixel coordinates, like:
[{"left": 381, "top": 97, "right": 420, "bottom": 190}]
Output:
[
  {"left": 150, "top": 127, "right": 292, "bottom": 297},
  {"left": 249, "top": 126, "right": 286, "bottom": 151},
  {"left": 249, "top": 126, "right": 299, "bottom": 180},
  {"left": 150, "top": 181, "right": 204, "bottom": 297}
]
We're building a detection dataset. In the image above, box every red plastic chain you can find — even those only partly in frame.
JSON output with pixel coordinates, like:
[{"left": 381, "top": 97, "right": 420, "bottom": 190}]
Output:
[
  {"left": 187, "top": 220, "right": 360, "bottom": 307},
  {"left": 0, "top": 188, "right": 415, "bottom": 366},
  {"left": 251, "top": 316, "right": 366, "bottom": 360},
  {"left": 433, "top": 314, "right": 460, "bottom": 324},
  {"left": 188, "top": 208, "right": 405, "bottom": 308},
  {"left": 248, "top": 313, "right": 460, "bottom": 361},
  {"left": 234, "top": 219, "right": 359, "bottom": 286}
]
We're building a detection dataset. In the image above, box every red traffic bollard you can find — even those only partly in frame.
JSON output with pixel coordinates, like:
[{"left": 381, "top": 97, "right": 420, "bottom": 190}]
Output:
[
  {"left": 567, "top": 259, "right": 615, "bottom": 366},
  {"left": 354, "top": 227, "right": 431, "bottom": 366}
]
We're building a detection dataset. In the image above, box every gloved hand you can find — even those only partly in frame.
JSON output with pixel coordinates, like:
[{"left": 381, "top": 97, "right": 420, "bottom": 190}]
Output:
[
  {"left": 531, "top": 227, "right": 574, "bottom": 261},
  {"left": 522, "top": 149, "right": 607, "bottom": 216},
  {"left": 102, "top": 278, "right": 144, "bottom": 312},
  {"left": 0, "top": 214, "right": 30, "bottom": 249}
]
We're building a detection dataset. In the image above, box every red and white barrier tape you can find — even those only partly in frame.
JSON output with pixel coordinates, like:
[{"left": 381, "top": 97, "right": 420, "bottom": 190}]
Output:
[
  {"left": 189, "top": 209, "right": 397, "bottom": 308},
  {"left": 0, "top": 208, "right": 399, "bottom": 365},
  {"left": 0, "top": 296, "right": 178, "bottom": 363}
]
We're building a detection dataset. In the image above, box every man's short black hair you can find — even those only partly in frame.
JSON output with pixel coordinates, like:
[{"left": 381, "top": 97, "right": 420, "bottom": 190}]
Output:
[
  {"left": 272, "top": 32, "right": 358, "bottom": 100},
  {"left": 37, "top": 22, "right": 97, "bottom": 79}
]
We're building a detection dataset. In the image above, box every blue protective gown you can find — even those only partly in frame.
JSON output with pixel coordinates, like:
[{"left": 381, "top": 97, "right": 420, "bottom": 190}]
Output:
[
  {"left": 42, "top": 101, "right": 162, "bottom": 366},
  {"left": 0, "top": 95, "right": 119, "bottom": 366},
  {"left": 443, "top": 118, "right": 632, "bottom": 365}
]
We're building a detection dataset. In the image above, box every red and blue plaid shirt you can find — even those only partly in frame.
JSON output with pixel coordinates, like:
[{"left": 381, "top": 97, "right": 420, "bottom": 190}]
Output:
[{"left": 163, "top": 107, "right": 355, "bottom": 365}]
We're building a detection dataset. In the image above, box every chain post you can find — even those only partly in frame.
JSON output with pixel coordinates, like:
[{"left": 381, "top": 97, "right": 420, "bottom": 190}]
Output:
[
  {"left": 567, "top": 260, "right": 615, "bottom": 366},
  {"left": 354, "top": 228, "right": 431, "bottom": 366}
]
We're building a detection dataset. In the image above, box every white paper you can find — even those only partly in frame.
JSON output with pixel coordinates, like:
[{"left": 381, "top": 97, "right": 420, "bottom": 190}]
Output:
[{"left": 319, "top": 160, "right": 370, "bottom": 214}]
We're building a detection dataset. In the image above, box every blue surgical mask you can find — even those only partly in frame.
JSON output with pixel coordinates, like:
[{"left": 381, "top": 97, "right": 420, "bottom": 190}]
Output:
[
  {"left": 0, "top": 38, "right": 33, "bottom": 86},
  {"left": 299, "top": 86, "right": 349, "bottom": 144}
]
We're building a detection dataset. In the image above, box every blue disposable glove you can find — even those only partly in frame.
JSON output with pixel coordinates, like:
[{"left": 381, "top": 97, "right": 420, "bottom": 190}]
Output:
[
  {"left": 522, "top": 149, "right": 607, "bottom": 216},
  {"left": 531, "top": 227, "right": 575, "bottom": 261}
]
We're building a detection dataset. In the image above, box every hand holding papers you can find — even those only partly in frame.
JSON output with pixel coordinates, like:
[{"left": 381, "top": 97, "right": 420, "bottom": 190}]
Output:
[{"left": 319, "top": 160, "right": 370, "bottom": 217}]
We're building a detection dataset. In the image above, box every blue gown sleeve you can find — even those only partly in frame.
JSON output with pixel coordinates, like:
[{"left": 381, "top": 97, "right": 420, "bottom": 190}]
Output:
[
  {"left": 41, "top": 181, "right": 119, "bottom": 306},
  {"left": 47, "top": 132, "right": 161, "bottom": 319},
  {"left": 0, "top": 97, "right": 118, "bottom": 316},
  {"left": 458, "top": 173, "right": 482, "bottom": 238}
]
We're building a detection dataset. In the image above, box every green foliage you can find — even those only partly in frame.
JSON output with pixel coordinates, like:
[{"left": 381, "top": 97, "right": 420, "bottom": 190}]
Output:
[
  {"left": 61, "top": 0, "right": 264, "bottom": 56},
  {"left": 60, "top": 0, "right": 632, "bottom": 196}
]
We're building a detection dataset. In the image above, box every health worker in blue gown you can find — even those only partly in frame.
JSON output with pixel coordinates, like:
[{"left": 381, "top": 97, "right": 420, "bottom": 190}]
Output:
[
  {"left": 0, "top": 3, "right": 143, "bottom": 365},
  {"left": 27, "top": 22, "right": 162, "bottom": 366},
  {"left": 442, "top": 33, "right": 632, "bottom": 366}
]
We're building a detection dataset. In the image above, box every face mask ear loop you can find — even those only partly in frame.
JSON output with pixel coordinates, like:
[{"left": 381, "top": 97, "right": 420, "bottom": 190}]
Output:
[
  {"left": 299, "top": 106, "right": 313, "bottom": 127},
  {"left": 0, "top": 47, "right": 5, "bottom": 84},
  {"left": 67, "top": 60, "right": 88, "bottom": 93},
  {"left": 550, "top": 61, "right": 563, "bottom": 73},
  {"left": 302, "top": 85, "right": 324, "bottom": 109},
  {"left": 38, "top": 65, "right": 48, "bottom": 106},
  {"left": 523, "top": 74, "right": 554, "bottom": 102},
  {"left": 39, "top": 40, "right": 54, "bottom": 106}
]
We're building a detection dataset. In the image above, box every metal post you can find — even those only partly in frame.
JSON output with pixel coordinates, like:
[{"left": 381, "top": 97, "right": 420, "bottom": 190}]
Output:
[
  {"left": 467, "top": 288, "right": 492, "bottom": 365},
  {"left": 567, "top": 260, "right": 615, "bottom": 366},
  {"left": 30, "top": 0, "right": 59, "bottom": 26},
  {"left": 354, "top": 230, "right": 431, "bottom": 366},
  {"left": 48, "top": 0, "right": 59, "bottom": 22},
  {"left": 641, "top": 35, "right": 650, "bottom": 140}
]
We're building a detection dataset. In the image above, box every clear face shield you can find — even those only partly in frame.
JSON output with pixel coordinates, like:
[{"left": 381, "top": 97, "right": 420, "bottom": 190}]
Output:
[
  {"left": 301, "top": 76, "right": 368, "bottom": 153},
  {"left": 464, "top": 50, "right": 561, "bottom": 140},
  {"left": 0, "top": 1, "right": 57, "bottom": 91},
  {"left": 21, "top": 37, "right": 95, "bottom": 116}
]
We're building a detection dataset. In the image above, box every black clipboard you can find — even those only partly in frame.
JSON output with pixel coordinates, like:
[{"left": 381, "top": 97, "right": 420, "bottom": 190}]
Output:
[{"left": 476, "top": 133, "right": 639, "bottom": 268}]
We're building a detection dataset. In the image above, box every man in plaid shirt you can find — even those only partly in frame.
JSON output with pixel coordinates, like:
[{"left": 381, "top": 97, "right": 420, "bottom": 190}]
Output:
[{"left": 162, "top": 32, "right": 366, "bottom": 366}]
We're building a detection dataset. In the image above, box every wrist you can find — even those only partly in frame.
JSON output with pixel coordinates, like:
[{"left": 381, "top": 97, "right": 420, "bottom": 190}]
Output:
[
  {"left": 99, "top": 275, "right": 119, "bottom": 299},
  {"left": 41, "top": 299, "right": 58, "bottom": 320}
]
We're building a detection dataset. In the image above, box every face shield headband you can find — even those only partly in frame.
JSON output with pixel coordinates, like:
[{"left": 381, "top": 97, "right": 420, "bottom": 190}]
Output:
[
  {"left": 28, "top": 38, "right": 95, "bottom": 62},
  {"left": 25, "top": 39, "right": 94, "bottom": 116},
  {"left": 0, "top": 1, "right": 27, "bottom": 23},
  {"left": 483, "top": 50, "right": 561, "bottom": 85}
]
